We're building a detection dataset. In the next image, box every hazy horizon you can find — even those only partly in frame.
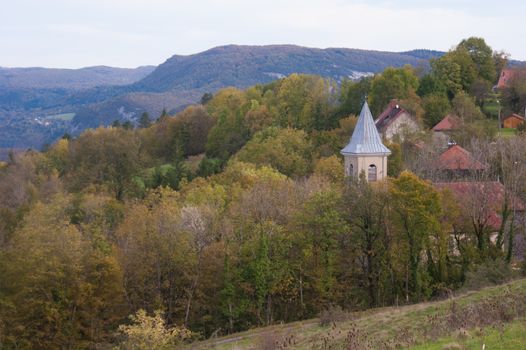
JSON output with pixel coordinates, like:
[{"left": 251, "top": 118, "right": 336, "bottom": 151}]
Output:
[
  {"left": 2, "top": 0, "right": 525, "bottom": 68},
  {"left": 0, "top": 44, "right": 446, "bottom": 70}
]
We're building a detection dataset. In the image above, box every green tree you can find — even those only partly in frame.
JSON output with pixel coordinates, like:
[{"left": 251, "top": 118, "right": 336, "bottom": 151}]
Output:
[
  {"left": 235, "top": 127, "right": 314, "bottom": 177},
  {"left": 387, "top": 142, "right": 403, "bottom": 177},
  {"left": 458, "top": 37, "right": 496, "bottom": 83},
  {"left": 67, "top": 128, "right": 142, "bottom": 200},
  {"left": 417, "top": 74, "right": 447, "bottom": 97},
  {"left": 205, "top": 88, "right": 251, "bottom": 162},
  {"left": 452, "top": 92, "right": 485, "bottom": 122},
  {"left": 276, "top": 74, "right": 334, "bottom": 131},
  {"left": 0, "top": 196, "right": 126, "bottom": 348},
  {"left": 200, "top": 92, "right": 213, "bottom": 105},
  {"left": 423, "top": 94, "right": 451, "bottom": 128},
  {"left": 344, "top": 176, "right": 390, "bottom": 307},
  {"left": 339, "top": 77, "right": 372, "bottom": 116},
  {"left": 390, "top": 171, "right": 442, "bottom": 300},
  {"left": 295, "top": 190, "right": 348, "bottom": 309},
  {"left": 369, "top": 66, "right": 419, "bottom": 115},
  {"left": 139, "top": 112, "right": 152, "bottom": 128}
]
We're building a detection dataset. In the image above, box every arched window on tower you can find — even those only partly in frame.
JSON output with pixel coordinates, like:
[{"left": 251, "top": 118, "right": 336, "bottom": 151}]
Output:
[
  {"left": 349, "top": 164, "right": 353, "bottom": 176},
  {"left": 368, "top": 164, "right": 377, "bottom": 181}
]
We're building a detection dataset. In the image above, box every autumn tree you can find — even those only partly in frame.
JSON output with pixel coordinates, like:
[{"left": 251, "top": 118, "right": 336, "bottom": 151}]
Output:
[
  {"left": 369, "top": 66, "right": 419, "bottom": 116},
  {"left": 344, "top": 176, "right": 390, "bottom": 307},
  {"left": 234, "top": 127, "right": 314, "bottom": 178},
  {"left": 67, "top": 128, "right": 142, "bottom": 200},
  {"left": 294, "top": 190, "right": 348, "bottom": 309},
  {"left": 338, "top": 77, "right": 372, "bottom": 117},
  {"left": 457, "top": 37, "right": 497, "bottom": 83},
  {"left": 0, "top": 196, "right": 126, "bottom": 348},
  {"left": 276, "top": 74, "right": 335, "bottom": 131},
  {"left": 390, "top": 171, "right": 442, "bottom": 301},
  {"left": 116, "top": 309, "right": 192, "bottom": 350},
  {"left": 423, "top": 94, "right": 451, "bottom": 128},
  {"left": 205, "top": 88, "right": 251, "bottom": 162}
]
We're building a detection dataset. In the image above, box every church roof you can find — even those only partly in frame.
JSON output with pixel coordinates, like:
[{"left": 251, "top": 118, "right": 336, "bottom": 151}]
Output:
[{"left": 341, "top": 101, "right": 391, "bottom": 156}]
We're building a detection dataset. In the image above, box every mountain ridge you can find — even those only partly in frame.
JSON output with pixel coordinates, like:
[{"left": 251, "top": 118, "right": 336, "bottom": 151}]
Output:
[
  {"left": 0, "top": 65, "right": 155, "bottom": 90},
  {"left": 0, "top": 44, "right": 446, "bottom": 151}
]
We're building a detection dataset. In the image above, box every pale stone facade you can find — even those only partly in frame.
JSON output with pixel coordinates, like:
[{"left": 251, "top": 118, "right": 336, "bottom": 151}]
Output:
[
  {"left": 344, "top": 154, "right": 388, "bottom": 181},
  {"left": 380, "top": 111, "right": 420, "bottom": 141}
]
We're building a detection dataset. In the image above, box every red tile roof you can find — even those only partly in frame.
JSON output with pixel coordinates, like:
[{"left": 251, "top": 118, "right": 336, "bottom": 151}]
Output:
[
  {"left": 375, "top": 99, "right": 406, "bottom": 131},
  {"left": 435, "top": 181, "right": 525, "bottom": 229},
  {"left": 502, "top": 113, "right": 525, "bottom": 122},
  {"left": 437, "top": 145, "right": 486, "bottom": 171},
  {"left": 432, "top": 114, "right": 461, "bottom": 132},
  {"left": 497, "top": 68, "right": 517, "bottom": 89}
]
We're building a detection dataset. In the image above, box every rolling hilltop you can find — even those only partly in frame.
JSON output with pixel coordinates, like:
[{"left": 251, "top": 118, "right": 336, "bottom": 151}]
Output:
[
  {"left": 0, "top": 45, "right": 442, "bottom": 151},
  {"left": 134, "top": 45, "right": 442, "bottom": 92},
  {"left": 0, "top": 65, "right": 156, "bottom": 90}
]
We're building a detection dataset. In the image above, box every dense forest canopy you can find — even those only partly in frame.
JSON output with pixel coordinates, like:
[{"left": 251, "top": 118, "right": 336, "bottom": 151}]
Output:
[{"left": 1, "top": 37, "right": 526, "bottom": 349}]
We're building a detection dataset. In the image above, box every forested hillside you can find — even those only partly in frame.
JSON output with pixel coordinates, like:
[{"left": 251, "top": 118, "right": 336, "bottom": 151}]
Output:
[
  {"left": 0, "top": 65, "right": 155, "bottom": 89},
  {"left": 0, "top": 45, "right": 442, "bottom": 151},
  {"left": 1, "top": 37, "right": 526, "bottom": 349}
]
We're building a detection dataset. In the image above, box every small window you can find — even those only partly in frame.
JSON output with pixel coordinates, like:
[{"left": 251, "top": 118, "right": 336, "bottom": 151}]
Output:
[
  {"left": 349, "top": 164, "right": 353, "bottom": 176},
  {"left": 368, "top": 164, "right": 377, "bottom": 182}
]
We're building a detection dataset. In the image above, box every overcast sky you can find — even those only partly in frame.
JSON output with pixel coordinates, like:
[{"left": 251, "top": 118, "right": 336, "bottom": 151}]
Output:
[{"left": 1, "top": 0, "right": 524, "bottom": 68}]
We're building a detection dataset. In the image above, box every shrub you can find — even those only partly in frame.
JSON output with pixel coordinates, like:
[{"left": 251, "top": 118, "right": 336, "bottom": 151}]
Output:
[
  {"left": 319, "top": 305, "right": 349, "bottom": 326},
  {"left": 463, "top": 259, "right": 519, "bottom": 291}
]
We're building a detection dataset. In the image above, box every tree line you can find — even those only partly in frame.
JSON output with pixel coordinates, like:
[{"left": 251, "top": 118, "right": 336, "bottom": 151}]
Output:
[{"left": 0, "top": 37, "right": 526, "bottom": 349}]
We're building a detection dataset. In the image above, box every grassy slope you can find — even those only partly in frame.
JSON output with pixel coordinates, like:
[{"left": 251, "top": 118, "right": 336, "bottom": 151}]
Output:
[
  {"left": 410, "top": 320, "right": 526, "bottom": 350},
  {"left": 189, "top": 279, "right": 526, "bottom": 350}
]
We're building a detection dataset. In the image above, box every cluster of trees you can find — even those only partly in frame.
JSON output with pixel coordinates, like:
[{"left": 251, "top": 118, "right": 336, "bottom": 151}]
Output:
[
  {"left": 0, "top": 37, "right": 525, "bottom": 349},
  {"left": 340, "top": 37, "right": 515, "bottom": 138}
]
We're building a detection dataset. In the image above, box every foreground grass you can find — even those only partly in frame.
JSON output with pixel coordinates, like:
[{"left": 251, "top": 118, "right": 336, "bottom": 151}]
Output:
[
  {"left": 409, "top": 319, "right": 526, "bottom": 350},
  {"left": 499, "top": 128, "right": 517, "bottom": 138},
  {"left": 189, "top": 279, "right": 526, "bottom": 349}
]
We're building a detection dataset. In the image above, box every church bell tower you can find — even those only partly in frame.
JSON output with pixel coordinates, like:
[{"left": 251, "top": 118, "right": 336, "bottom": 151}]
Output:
[{"left": 341, "top": 101, "right": 391, "bottom": 181}]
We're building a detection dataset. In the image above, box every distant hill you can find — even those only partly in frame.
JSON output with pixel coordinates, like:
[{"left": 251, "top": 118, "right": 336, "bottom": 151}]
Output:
[
  {"left": 135, "top": 45, "right": 443, "bottom": 93},
  {"left": 0, "top": 45, "right": 445, "bottom": 151},
  {"left": 71, "top": 45, "right": 443, "bottom": 128},
  {"left": 0, "top": 65, "right": 155, "bottom": 90}
]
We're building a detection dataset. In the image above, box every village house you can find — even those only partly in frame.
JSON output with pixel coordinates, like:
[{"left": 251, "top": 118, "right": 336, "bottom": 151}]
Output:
[
  {"left": 341, "top": 101, "right": 390, "bottom": 181},
  {"left": 497, "top": 68, "right": 518, "bottom": 89},
  {"left": 375, "top": 99, "right": 420, "bottom": 141},
  {"left": 502, "top": 113, "right": 525, "bottom": 129},
  {"left": 432, "top": 114, "right": 461, "bottom": 147},
  {"left": 435, "top": 181, "right": 525, "bottom": 255},
  {"left": 435, "top": 144, "right": 486, "bottom": 179}
]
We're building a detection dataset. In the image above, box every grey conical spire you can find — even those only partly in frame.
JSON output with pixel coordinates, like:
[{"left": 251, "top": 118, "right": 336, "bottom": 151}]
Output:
[{"left": 341, "top": 101, "right": 391, "bottom": 156}]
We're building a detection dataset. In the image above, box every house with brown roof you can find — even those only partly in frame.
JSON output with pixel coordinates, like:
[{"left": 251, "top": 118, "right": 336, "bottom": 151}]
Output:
[
  {"left": 435, "top": 181, "right": 525, "bottom": 259},
  {"left": 435, "top": 181, "right": 524, "bottom": 235},
  {"left": 432, "top": 114, "right": 461, "bottom": 132},
  {"left": 435, "top": 144, "right": 486, "bottom": 179},
  {"left": 432, "top": 114, "right": 461, "bottom": 147},
  {"left": 375, "top": 100, "right": 420, "bottom": 141},
  {"left": 497, "top": 68, "right": 518, "bottom": 89},
  {"left": 502, "top": 113, "right": 525, "bottom": 129}
]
